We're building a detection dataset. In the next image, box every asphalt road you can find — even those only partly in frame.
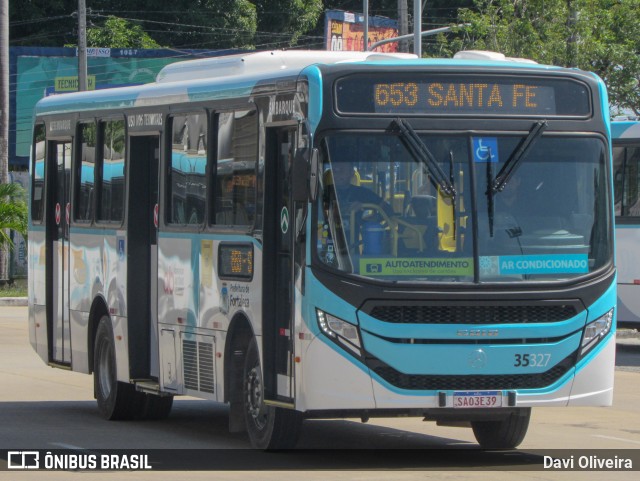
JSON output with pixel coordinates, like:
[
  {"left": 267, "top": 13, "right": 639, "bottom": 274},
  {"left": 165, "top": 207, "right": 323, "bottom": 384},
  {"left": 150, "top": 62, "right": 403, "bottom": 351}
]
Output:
[{"left": 0, "top": 306, "right": 638, "bottom": 480}]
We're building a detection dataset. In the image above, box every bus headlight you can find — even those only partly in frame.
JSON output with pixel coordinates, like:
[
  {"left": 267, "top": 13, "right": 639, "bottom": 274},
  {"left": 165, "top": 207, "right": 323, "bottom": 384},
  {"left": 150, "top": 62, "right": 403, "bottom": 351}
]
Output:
[
  {"left": 316, "top": 309, "right": 362, "bottom": 355},
  {"left": 580, "top": 309, "right": 613, "bottom": 357}
]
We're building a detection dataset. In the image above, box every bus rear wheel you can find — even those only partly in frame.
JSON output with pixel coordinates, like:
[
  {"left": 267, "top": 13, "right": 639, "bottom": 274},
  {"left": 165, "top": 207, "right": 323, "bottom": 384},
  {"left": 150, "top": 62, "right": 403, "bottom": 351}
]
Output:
[
  {"left": 243, "top": 339, "right": 302, "bottom": 449},
  {"left": 93, "top": 316, "right": 144, "bottom": 420},
  {"left": 140, "top": 393, "right": 174, "bottom": 420},
  {"left": 471, "top": 408, "right": 531, "bottom": 449}
]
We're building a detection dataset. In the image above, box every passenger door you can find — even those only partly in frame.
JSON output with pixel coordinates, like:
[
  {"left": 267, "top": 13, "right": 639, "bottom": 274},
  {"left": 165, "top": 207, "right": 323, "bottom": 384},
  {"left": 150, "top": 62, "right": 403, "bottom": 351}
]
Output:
[
  {"left": 127, "top": 135, "right": 160, "bottom": 379},
  {"left": 262, "top": 127, "right": 297, "bottom": 404},
  {"left": 49, "top": 141, "right": 72, "bottom": 365}
]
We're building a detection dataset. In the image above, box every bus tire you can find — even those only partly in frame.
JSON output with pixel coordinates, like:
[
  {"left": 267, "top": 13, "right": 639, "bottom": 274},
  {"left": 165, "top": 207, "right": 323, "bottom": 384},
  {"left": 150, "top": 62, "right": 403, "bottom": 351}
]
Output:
[
  {"left": 93, "top": 315, "right": 143, "bottom": 420},
  {"left": 471, "top": 408, "right": 531, "bottom": 449},
  {"left": 243, "top": 339, "right": 302, "bottom": 449}
]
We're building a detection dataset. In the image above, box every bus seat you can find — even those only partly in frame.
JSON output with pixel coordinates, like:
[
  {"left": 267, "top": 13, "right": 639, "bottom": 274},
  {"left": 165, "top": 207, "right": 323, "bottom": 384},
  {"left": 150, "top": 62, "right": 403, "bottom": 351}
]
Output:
[
  {"left": 174, "top": 204, "right": 185, "bottom": 224},
  {"left": 216, "top": 206, "right": 249, "bottom": 226},
  {"left": 216, "top": 198, "right": 249, "bottom": 226},
  {"left": 351, "top": 168, "right": 360, "bottom": 186},
  {"left": 324, "top": 167, "right": 360, "bottom": 187},
  {"left": 409, "top": 195, "right": 436, "bottom": 218},
  {"left": 392, "top": 193, "right": 405, "bottom": 214}
]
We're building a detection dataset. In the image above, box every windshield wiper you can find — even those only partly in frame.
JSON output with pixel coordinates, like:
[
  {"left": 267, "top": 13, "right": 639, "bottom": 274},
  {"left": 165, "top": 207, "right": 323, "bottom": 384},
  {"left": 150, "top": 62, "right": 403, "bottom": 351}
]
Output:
[
  {"left": 487, "top": 148, "right": 495, "bottom": 237},
  {"left": 490, "top": 120, "right": 548, "bottom": 194},
  {"left": 448, "top": 150, "right": 457, "bottom": 240},
  {"left": 393, "top": 118, "right": 456, "bottom": 196}
]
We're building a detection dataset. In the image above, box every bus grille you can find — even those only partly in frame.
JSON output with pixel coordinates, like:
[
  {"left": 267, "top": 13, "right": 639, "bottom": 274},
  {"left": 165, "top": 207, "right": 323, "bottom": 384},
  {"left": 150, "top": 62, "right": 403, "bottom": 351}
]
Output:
[
  {"left": 182, "top": 339, "right": 215, "bottom": 394},
  {"left": 368, "top": 354, "right": 574, "bottom": 391},
  {"left": 367, "top": 304, "right": 578, "bottom": 325},
  {"left": 183, "top": 340, "right": 199, "bottom": 391}
]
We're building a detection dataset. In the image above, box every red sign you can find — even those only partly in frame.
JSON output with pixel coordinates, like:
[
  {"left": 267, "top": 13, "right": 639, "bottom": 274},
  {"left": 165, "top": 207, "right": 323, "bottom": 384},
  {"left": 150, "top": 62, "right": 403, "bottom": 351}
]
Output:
[
  {"left": 154, "top": 203, "right": 159, "bottom": 228},
  {"left": 325, "top": 12, "right": 398, "bottom": 53},
  {"left": 55, "top": 203, "right": 61, "bottom": 225}
]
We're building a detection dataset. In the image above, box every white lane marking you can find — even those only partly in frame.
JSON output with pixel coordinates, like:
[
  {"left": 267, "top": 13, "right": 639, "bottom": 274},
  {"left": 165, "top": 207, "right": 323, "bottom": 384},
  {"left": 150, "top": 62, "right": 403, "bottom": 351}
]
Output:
[
  {"left": 592, "top": 435, "right": 640, "bottom": 446},
  {"left": 50, "top": 442, "right": 88, "bottom": 450}
]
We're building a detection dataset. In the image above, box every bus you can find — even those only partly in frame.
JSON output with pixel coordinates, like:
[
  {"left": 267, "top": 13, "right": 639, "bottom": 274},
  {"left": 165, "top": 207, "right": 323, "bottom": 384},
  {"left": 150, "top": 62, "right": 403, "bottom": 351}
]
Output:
[
  {"left": 612, "top": 120, "right": 640, "bottom": 325},
  {"left": 28, "top": 50, "right": 616, "bottom": 450}
]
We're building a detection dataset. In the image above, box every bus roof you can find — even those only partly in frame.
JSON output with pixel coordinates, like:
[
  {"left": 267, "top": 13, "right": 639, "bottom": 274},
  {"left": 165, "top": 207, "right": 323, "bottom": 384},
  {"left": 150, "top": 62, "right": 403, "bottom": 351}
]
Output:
[
  {"left": 156, "top": 50, "right": 418, "bottom": 83},
  {"left": 34, "top": 50, "right": 583, "bottom": 117},
  {"left": 611, "top": 120, "right": 640, "bottom": 140}
]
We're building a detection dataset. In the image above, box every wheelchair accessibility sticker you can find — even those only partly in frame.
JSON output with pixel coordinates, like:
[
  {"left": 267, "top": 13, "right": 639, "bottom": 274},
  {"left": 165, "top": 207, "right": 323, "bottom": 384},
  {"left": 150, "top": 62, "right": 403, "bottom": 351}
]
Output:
[{"left": 473, "top": 137, "right": 499, "bottom": 163}]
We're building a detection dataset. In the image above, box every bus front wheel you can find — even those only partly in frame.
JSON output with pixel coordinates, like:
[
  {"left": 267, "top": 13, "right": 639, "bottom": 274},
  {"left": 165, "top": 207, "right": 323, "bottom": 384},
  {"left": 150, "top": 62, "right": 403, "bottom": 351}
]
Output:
[
  {"left": 471, "top": 408, "right": 531, "bottom": 449},
  {"left": 243, "top": 339, "right": 302, "bottom": 449},
  {"left": 93, "top": 315, "right": 143, "bottom": 420}
]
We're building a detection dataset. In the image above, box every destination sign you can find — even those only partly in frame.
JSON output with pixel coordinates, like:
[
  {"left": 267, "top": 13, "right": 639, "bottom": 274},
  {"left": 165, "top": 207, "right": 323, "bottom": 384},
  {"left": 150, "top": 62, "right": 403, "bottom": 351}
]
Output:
[
  {"left": 219, "top": 243, "right": 253, "bottom": 280},
  {"left": 336, "top": 74, "right": 590, "bottom": 117}
]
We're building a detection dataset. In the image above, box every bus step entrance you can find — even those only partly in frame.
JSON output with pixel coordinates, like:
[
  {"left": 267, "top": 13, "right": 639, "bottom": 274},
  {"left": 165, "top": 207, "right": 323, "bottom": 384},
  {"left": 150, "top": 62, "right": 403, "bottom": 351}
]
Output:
[{"left": 134, "top": 380, "right": 170, "bottom": 397}]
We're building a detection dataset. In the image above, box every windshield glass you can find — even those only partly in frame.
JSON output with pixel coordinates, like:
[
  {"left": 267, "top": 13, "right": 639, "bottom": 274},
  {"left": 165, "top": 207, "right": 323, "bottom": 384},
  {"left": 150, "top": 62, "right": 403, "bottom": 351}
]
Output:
[{"left": 315, "top": 130, "right": 611, "bottom": 283}]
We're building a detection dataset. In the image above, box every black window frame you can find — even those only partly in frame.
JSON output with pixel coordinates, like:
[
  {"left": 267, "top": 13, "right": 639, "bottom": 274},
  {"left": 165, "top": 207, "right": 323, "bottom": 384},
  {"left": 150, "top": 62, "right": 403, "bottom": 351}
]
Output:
[
  {"left": 30, "top": 123, "right": 47, "bottom": 224},
  {"left": 165, "top": 111, "right": 209, "bottom": 229},
  {"left": 74, "top": 121, "right": 97, "bottom": 224},
  {"left": 211, "top": 107, "right": 259, "bottom": 230},
  {"left": 95, "top": 117, "right": 127, "bottom": 226}
]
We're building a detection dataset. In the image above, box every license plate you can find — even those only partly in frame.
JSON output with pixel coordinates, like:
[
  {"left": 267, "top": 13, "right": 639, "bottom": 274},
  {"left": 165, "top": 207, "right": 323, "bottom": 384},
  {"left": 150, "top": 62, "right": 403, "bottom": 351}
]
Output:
[{"left": 453, "top": 391, "right": 502, "bottom": 408}]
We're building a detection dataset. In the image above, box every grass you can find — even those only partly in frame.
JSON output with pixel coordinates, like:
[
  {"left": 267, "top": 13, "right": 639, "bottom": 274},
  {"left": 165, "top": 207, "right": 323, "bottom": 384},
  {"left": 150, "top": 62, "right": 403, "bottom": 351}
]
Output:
[{"left": 0, "top": 278, "right": 28, "bottom": 297}]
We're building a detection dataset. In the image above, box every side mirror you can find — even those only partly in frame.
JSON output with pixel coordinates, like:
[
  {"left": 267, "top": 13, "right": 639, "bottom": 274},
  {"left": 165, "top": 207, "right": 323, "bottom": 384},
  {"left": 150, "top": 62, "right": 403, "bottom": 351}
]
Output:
[{"left": 291, "top": 147, "right": 309, "bottom": 202}]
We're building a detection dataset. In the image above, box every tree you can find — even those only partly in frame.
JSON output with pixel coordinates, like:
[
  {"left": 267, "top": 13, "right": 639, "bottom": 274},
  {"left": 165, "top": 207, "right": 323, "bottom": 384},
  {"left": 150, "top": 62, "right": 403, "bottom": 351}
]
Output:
[
  {"left": 9, "top": 0, "right": 78, "bottom": 47},
  {"left": 255, "top": 1, "right": 323, "bottom": 48},
  {"left": 435, "top": 0, "right": 640, "bottom": 116},
  {"left": 0, "top": 182, "right": 28, "bottom": 249},
  {"left": 10, "top": 1, "right": 324, "bottom": 51},
  {"left": 582, "top": 0, "right": 640, "bottom": 116},
  {"left": 86, "top": 16, "right": 162, "bottom": 49}
]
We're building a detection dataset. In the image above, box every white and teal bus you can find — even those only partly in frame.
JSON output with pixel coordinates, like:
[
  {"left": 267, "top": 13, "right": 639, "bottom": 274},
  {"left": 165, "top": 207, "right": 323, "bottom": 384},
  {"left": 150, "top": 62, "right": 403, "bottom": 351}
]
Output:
[
  {"left": 29, "top": 50, "right": 616, "bottom": 449},
  {"left": 612, "top": 120, "right": 640, "bottom": 325}
]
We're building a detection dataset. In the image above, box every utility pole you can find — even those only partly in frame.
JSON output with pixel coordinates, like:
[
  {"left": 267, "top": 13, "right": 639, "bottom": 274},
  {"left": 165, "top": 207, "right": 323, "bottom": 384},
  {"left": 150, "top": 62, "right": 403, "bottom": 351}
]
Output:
[
  {"left": 363, "top": 0, "right": 368, "bottom": 52},
  {"left": 413, "top": 0, "right": 422, "bottom": 57},
  {"left": 566, "top": 0, "right": 578, "bottom": 68},
  {"left": 0, "top": 0, "right": 9, "bottom": 280},
  {"left": 78, "top": 0, "right": 88, "bottom": 91},
  {"left": 398, "top": 0, "right": 408, "bottom": 52}
]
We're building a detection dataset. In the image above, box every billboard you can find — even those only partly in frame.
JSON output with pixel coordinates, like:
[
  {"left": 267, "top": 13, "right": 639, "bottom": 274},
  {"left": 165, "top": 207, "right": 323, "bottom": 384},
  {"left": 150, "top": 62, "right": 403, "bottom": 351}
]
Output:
[
  {"left": 325, "top": 10, "right": 398, "bottom": 53},
  {"left": 9, "top": 47, "right": 240, "bottom": 169}
]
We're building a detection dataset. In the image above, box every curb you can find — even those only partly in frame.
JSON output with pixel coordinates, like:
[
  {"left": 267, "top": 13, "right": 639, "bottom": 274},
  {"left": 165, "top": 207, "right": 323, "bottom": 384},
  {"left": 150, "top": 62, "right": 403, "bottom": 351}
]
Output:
[{"left": 0, "top": 297, "right": 28, "bottom": 306}]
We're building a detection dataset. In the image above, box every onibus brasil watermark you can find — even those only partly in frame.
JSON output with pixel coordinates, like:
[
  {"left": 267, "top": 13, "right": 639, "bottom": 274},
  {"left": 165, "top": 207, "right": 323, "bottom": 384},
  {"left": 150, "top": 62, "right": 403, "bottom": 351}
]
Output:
[{"left": 7, "top": 451, "right": 152, "bottom": 470}]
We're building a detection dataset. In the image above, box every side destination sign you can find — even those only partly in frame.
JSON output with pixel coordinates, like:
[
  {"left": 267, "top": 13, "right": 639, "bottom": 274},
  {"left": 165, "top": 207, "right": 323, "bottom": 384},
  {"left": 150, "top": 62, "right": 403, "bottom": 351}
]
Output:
[
  {"left": 127, "top": 112, "right": 163, "bottom": 131},
  {"left": 360, "top": 257, "right": 474, "bottom": 276}
]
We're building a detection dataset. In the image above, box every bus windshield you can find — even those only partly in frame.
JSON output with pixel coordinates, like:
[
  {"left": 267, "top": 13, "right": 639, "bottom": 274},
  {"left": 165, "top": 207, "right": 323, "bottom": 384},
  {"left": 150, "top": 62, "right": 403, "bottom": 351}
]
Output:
[{"left": 315, "top": 130, "right": 611, "bottom": 283}]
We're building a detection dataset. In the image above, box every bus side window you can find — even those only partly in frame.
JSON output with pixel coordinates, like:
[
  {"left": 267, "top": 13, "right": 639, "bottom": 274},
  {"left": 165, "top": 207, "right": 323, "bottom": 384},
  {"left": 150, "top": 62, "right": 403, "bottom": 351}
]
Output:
[
  {"left": 167, "top": 113, "right": 207, "bottom": 226},
  {"left": 97, "top": 119, "right": 125, "bottom": 223},
  {"left": 76, "top": 122, "right": 96, "bottom": 222},
  {"left": 614, "top": 145, "right": 640, "bottom": 217},
  {"left": 214, "top": 109, "right": 257, "bottom": 227},
  {"left": 31, "top": 124, "right": 46, "bottom": 223}
]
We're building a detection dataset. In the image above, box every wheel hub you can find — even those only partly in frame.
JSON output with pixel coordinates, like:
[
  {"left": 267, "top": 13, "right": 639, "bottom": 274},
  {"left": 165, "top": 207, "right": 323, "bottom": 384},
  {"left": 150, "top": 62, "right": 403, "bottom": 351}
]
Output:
[{"left": 246, "top": 366, "right": 267, "bottom": 429}]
